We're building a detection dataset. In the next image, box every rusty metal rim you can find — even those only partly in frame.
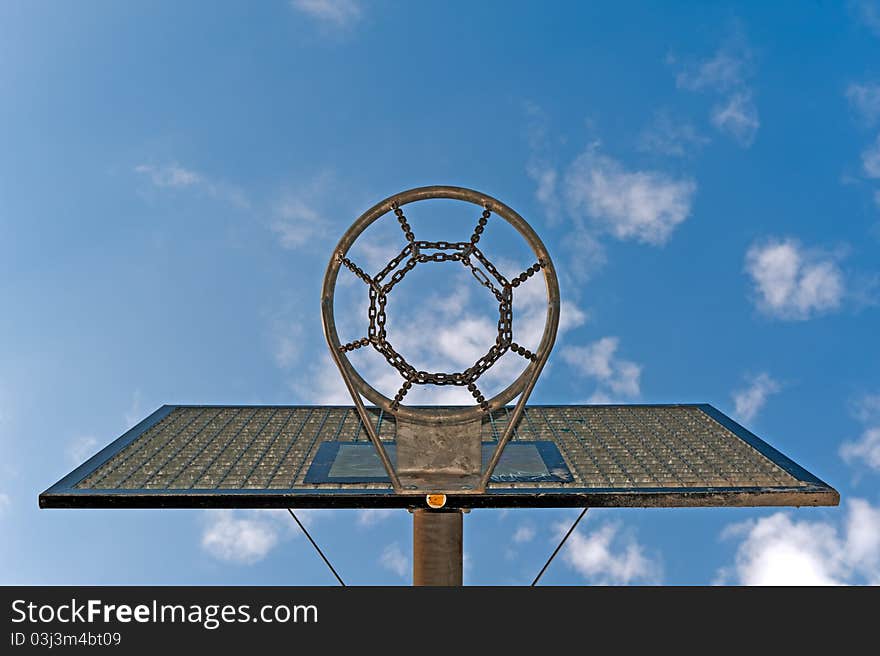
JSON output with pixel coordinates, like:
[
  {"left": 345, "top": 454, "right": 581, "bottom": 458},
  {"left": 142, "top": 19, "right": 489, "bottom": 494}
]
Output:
[{"left": 320, "top": 185, "right": 561, "bottom": 426}]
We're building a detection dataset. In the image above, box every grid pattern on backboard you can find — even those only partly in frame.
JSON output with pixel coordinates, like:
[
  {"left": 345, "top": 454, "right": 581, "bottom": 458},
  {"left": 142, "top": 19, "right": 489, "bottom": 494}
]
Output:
[{"left": 40, "top": 404, "right": 838, "bottom": 509}]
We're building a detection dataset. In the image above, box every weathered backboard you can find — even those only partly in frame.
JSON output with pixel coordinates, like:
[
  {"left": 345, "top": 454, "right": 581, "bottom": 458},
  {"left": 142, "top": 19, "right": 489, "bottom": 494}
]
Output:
[{"left": 40, "top": 404, "right": 838, "bottom": 509}]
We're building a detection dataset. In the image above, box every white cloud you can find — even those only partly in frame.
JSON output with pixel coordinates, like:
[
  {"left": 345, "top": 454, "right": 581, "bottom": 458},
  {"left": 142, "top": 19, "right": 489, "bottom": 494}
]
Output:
[
  {"left": 639, "top": 112, "right": 709, "bottom": 157},
  {"left": 564, "top": 149, "right": 696, "bottom": 246},
  {"left": 270, "top": 173, "right": 337, "bottom": 250},
  {"left": 135, "top": 163, "right": 202, "bottom": 188},
  {"left": 201, "top": 510, "right": 284, "bottom": 564},
  {"left": 717, "top": 500, "right": 880, "bottom": 585},
  {"left": 847, "top": 82, "right": 880, "bottom": 125},
  {"left": 676, "top": 50, "right": 746, "bottom": 92},
  {"left": 855, "top": 0, "right": 880, "bottom": 37},
  {"left": 711, "top": 92, "right": 759, "bottom": 147},
  {"left": 525, "top": 107, "right": 694, "bottom": 284},
  {"left": 523, "top": 103, "right": 564, "bottom": 223},
  {"left": 862, "top": 134, "right": 880, "bottom": 178},
  {"left": 297, "top": 352, "right": 355, "bottom": 405},
  {"left": 273, "top": 321, "right": 304, "bottom": 369},
  {"left": 527, "top": 162, "right": 561, "bottom": 221},
  {"left": 67, "top": 436, "right": 98, "bottom": 465},
  {"left": 357, "top": 509, "right": 396, "bottom": 527},
  {"left": 562, "top": 337, "right": 642, "bottom": 402},
  {"left": 840, "top": 392, "right": 880, "bottom": 472},
  {"left": 561, "top": 521, "right": 661, "bottom": 585},
  {"left": 134, "top": 163, "right": 249, "bottom": 207},
  {"left": 674, "top": 39, "right": 759, "bottom": 147},
  {"left": 124, "top": 389, "right": 143, "bottom": 429},
  {"left": 853, "top": 392, "right": 880, "bottom": 424},
  {"left": 732, "top": 372, "right": 781, "bottom": 423},
  {"left": 380, "top": 542, "right": 409, "bottom": 578},
  {"left": 271, "top": 199, "right": 326, "bottom": 250},
  {"left": 840, "top": 428, "right": 880, "bottom": 471},
  {"left": 745, "top": 238, "right": 845, "bottom": 320},
  {"left": 0, "top": 493, "right": 10, "bottom": 516},
  {"left": 513, "top": 524, "right": 536, "bottom": 544},
  {"left": 560, "top": 227, "right": 607, "bottom": 283},
  {"left": 200, "top": 509, "right": 324, "bottom": 565},
  {"left": 291, "top": 0, "right": 361, "bottom": 28}
]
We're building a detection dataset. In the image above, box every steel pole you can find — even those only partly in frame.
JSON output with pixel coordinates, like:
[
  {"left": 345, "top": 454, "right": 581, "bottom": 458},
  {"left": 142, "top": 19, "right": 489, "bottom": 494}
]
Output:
[{"left": 412, "top": 510, "right": 463, "bottom": 586}]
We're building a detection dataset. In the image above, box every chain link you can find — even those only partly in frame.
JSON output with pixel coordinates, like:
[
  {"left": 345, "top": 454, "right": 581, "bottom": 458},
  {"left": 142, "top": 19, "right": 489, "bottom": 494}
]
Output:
[
  {"left": 339, "top": 337, "right": 370, "bottom": 353},
  {"left": 381, "top": 257, "right": 418, "bottom": 294},
  {"left": 391, "top": 202, "right": 415, "bottom": 243},
  {"left": 510, "top": 342, "right": 537, "bottom": 361},
  {"left": 463, "top": 258, "right": 505, "bottom": 302},
  {"left": 469, "top": 206, "right": 491, "bottom": 244},
  {"left": 510, "top": 260, "right": 545, "bottom": 288},
  {"left": 471, "top": 246, "right": 510, "bottom": 288},
  {"left": 374, "top": 243, "right": 413, "bottom": 284},
  {"left": 338, "top": 253, "right": 374, "bottom": 286}
]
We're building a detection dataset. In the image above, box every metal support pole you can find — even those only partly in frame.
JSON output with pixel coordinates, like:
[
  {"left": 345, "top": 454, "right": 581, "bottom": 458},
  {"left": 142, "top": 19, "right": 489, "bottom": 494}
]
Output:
[{"left": 412, "top": 510, "right": 463, "bottom": 586}]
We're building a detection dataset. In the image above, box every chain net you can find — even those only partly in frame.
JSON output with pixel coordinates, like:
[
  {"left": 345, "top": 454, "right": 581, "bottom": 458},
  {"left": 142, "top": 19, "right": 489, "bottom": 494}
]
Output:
[{"left": 337, "top": 203, "right": 544, "bottom": 412}]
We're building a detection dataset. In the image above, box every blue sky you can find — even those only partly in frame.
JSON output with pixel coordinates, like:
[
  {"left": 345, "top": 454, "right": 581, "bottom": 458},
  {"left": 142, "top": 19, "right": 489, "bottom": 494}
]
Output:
[{"left": 2, "top": 0, "right": 879, "bottom": 585}]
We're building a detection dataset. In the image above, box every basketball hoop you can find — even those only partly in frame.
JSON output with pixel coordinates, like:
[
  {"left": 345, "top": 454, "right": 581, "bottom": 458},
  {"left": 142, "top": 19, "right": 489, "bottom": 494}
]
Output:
[{"left": 321, "top": 186, "right": 560, "bottom": 493}]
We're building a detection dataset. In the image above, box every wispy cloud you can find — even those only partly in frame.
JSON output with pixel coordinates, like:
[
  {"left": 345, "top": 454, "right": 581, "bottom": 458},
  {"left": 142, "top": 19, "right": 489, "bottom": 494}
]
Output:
[
  {"left": 862, "top": 134, "right": 880, "bottom": 178},
  {"left": 124, "top": 389, "right": 144, "bottom": 430},
  {"left": 135, "top": 163, "right": 202, "bottom": 188},
  {"left": 291, "top": 0, "right": 362, "bottom": 29},
  {"left": 201, "top": 509, "right": 287, "bottom": 564},
  {"left": 561, "top": 337, "right": 642, "bottom": 403},
  {"left": 732, "top": 372, "right": 781, "bottom": 423},
  {"left": 711, "top": 91, "right": 759, "bottom": 147},
  {"left": 744, "top": 238, "right": 845, "bottom": 320},
  {"left": 380, "top": 542, "right": 409, "bottom": 578},
  {"left": 513, "top": 523, "right": 536, "bottom": 544},
  {"left": 846, "top": 82, "right": 880, "bottom": 125},
  {"left": 716, "top": 499, "right": 880, "bottom": 585},
  {"left": 841, "top": 428, "right": 880, "bottom": 471},
  {"left": 852, "top": 392, "right": 880, "bottom": 424},
  {"left": 564, "top": 147, "right": 697, "bottom": 246},
  {"left": 271, "top": 200, "right": 327, "bottom": 249},
  {"left": 66, "top": 436, "right": 98, "bottom": 466},
  {"left": 854, "top": 0, "right": 880, "bottom": 37},
  {"left": 527, "top": 162, "right": 561, "bottom": 221},
  {"left": 357, "top": 509, "right": 397, "bottom": 527},
  {"left": 272, "top": 320, "right": 304, "bottom": 369},
  {"left": 201, "top": 509, "right": 325, "bottom": 565},
  {"left": 845, "top": 82, "right": 880, "bottom": 209},
  {"left": 639, "top": 111, "right": 709, "bottom": 157},
  {"left": 134, "top": 163, "right": 249, "bottom": 208},
  {"left": 524, "top": 102, "right": 563, "bottom": 224},
  {"left": 269, "top": 173, "right": 337, "bottom": 251},
  {"left": 0, "top": 493, "right": 10, "bottom": 517},
  {"left": 560, "top": 520, "right": 661, "bottom": 584},
  {"left": 676, "top": 49, "right": 748, "bottom": 93},
  {"left": 673, "top": 35, "right": 759, "bottom": 147},
  {"left": 840, "top": 392, "right": 880, "bottom": 471}
]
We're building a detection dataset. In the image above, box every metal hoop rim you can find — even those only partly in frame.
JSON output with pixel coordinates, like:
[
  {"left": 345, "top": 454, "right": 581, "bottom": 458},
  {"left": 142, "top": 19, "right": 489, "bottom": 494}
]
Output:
[{"left": 320, "top": 185, "right": 560, "bottom": 425}]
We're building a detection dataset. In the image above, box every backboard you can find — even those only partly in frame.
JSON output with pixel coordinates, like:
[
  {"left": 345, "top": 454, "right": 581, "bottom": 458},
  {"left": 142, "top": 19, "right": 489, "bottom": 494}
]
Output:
[{"left": 40, "top": 403, "right": 838, "bottom": 510}]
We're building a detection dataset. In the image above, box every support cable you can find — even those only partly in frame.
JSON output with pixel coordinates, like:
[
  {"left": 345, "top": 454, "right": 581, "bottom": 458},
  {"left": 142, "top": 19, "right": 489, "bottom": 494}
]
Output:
[
  {"left": 287, "top": 508, "right": 346, "bottom": 586},
  {"left": 531, "top": 507, "right": 589, "bottom": 586}
]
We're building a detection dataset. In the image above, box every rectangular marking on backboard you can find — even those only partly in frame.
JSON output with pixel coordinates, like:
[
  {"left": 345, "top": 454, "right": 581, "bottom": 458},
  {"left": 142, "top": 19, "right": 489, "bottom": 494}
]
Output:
[{"left": 304, "top": 442, "right": 573, "bottom": 484}]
